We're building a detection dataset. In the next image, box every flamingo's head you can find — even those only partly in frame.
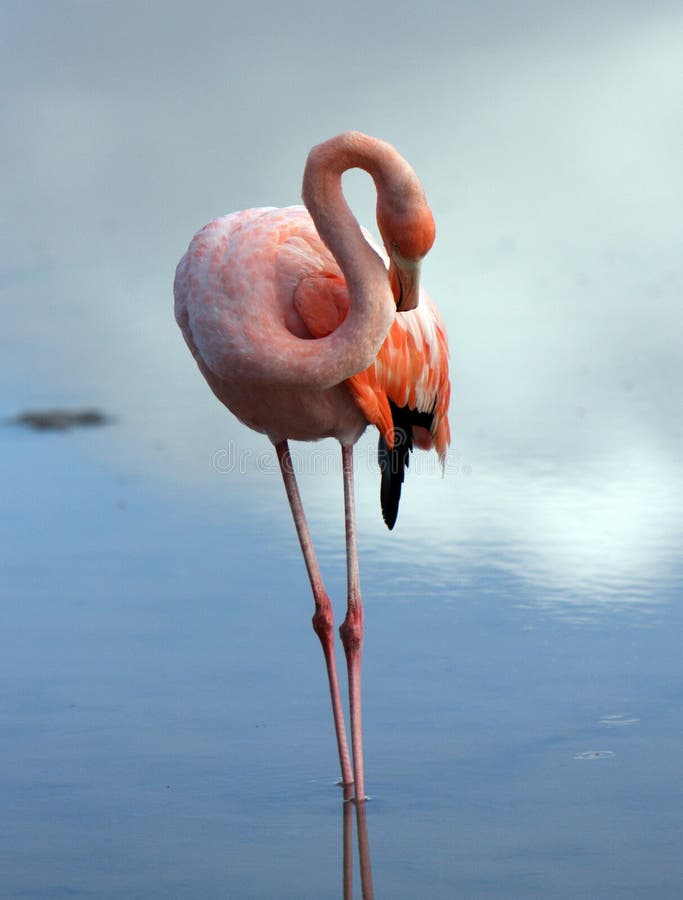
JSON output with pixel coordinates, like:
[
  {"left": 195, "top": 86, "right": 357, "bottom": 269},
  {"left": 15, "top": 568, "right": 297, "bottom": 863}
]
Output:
[{"left": 377, "top": 190, "right": 436, "bottom": 312}]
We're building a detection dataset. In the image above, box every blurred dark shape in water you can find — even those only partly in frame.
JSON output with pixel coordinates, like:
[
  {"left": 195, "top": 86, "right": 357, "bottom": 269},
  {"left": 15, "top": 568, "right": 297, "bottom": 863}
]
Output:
[{"left": 8, "top": 409, "right": 111, "bottom": 432}]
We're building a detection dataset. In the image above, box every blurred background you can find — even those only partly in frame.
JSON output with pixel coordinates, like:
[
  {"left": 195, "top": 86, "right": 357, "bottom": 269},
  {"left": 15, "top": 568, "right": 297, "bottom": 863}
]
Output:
[{"left": 2, "top": 2, "right": 682, "bottom": 897}]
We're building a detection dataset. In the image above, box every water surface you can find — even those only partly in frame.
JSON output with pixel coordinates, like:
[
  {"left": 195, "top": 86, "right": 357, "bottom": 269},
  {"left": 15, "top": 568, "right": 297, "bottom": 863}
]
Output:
[{"left": 2, "top": 400, "right": 682, "bottom": 898}]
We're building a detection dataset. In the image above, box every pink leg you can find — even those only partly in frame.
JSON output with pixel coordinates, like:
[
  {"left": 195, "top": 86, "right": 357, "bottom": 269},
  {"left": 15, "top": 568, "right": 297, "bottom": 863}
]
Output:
[
  {"left": 339, "top": 444, "right": 367, "bottom": 803},
  {"left": 339, "top": 444, "right": 375, "bottom": 900},
  {"left": 275, "top": 441, "right": 354, "bottom": 787}
]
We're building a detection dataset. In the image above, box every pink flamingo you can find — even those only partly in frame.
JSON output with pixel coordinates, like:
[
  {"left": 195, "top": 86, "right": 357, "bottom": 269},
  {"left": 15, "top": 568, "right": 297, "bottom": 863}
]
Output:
[{"left": 174, "top": 132, "right": 450, "bottom": 807}]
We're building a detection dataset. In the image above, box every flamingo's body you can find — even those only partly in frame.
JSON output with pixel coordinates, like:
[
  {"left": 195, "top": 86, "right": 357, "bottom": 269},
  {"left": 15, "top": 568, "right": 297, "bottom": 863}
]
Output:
[
  {"left": 174, "top": 133, "right": 450, "bottom": 834},
  {"left": 175, "top": 204, "right": 450, "bottom": 525},
  {"left": 175, "top": 207, "right": 372, "bottom": 446}
]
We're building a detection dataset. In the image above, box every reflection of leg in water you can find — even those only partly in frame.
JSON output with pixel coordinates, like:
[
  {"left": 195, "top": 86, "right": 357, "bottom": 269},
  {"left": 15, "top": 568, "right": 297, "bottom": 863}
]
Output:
[
  {"left": 342, "top": 782, "right": 354, "bottom": 900},
  {"left": 355, "top": 797, "right": 375, "bottom": 900},
  {"left": 342, "top": 781, "right": 375, "bottom": 900}
]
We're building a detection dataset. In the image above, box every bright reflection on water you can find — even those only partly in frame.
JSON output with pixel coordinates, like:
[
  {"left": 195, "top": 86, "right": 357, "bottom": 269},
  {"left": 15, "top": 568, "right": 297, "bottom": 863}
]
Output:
[{"left": 265, "top": 433, "right": 683, "bottom": 620}]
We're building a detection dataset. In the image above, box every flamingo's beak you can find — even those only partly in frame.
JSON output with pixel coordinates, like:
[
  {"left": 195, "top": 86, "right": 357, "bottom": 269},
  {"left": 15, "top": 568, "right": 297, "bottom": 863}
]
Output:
[{"left": 389, "top": 251, "right": 422, "bottom": 312}]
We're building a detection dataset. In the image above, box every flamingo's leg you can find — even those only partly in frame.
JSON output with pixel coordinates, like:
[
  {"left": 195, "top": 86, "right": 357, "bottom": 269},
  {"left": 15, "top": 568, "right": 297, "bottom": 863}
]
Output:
[
  {"left": 339, "top": 444, "right": 375, "bottom": 899},
  {"left": 338, "top": 444, "right": 367, "bottom": 803},
  {"left": 275, "top": 440, "right": 353, "bottom": 787}
]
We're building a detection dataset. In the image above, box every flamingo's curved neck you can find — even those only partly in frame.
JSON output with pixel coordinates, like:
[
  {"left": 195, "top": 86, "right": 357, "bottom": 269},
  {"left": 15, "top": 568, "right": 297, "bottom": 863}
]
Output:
[{"left": 302, "top": 132, "right": 415, "bottom": 299}]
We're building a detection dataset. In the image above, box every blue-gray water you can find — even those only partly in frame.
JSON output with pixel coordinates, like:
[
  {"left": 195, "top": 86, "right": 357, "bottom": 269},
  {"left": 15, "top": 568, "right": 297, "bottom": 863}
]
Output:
[{"left": 2, "top": 392, "right": 682, "bottom": 898}]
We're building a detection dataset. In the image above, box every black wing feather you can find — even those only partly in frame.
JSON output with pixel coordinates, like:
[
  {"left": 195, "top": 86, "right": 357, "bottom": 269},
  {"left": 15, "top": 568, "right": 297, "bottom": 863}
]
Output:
[{"left": 379, "top": 401, "right": 434, "bottom": 530}]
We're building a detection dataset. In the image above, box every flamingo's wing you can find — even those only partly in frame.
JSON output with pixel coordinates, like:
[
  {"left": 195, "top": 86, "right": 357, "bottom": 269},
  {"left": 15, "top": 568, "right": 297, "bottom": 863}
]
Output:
[
  {"left": 347, "top": 298, "right": 451, "bottom": 529},
  {"left": 293, "top": 273, "right": 350, "bottom": 338},
  {"left": 348, "top": 298, "right": 451, "bottom": 456},
  {"left": 289, "top": 229, "right": 451, "bottom": 530}
]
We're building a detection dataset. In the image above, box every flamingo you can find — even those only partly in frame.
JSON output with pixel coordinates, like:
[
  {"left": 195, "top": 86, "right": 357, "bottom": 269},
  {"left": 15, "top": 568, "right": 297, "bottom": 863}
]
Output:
[{"left": 174, "top": 131, "right": 450, "bottom": 808}]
